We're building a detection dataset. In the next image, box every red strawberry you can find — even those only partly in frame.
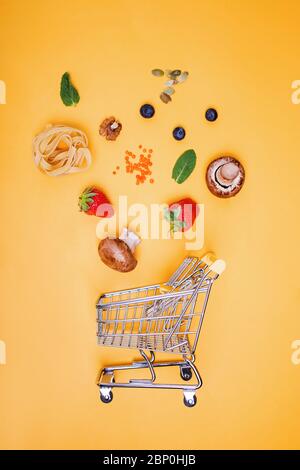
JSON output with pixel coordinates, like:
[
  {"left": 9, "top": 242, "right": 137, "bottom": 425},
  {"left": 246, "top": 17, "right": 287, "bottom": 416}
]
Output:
[
  {"left": 163, "top": 198, "right": 199, "bottom": 232},
  {"left": 78, "top": 187, "right": 114, "bottom": 217}
]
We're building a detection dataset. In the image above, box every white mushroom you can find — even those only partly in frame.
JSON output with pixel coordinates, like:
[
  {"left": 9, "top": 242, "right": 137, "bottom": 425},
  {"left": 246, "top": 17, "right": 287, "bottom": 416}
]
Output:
[
  {"left": 98, "top": 228, "right": 140, "bottom": 272},
  {"left": 206, "top": 156, "right": 245, "bottom": 198},
  {"left": 119, "top": 227, "right": 140, "bottom": 252}
]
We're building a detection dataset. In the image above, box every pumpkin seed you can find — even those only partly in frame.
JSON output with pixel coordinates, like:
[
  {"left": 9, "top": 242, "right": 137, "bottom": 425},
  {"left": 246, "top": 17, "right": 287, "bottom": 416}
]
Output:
[
  {"left": 177, "top": 71, "right": 189, "bottom": 83},
  {"left": 170, "top": 69, "right": 181, "bottom": 78},
  {"left": 160, "top": 92, "right": 172, "bottom": 104},
  {"left": 164, "top": 87, "right": 175, "bottom": 95},
  {"left": 152, "top": 68, "right": 164, "bottom": 77},
  {"left": 151, "top": 68, "right": 189, "bottom": 104}
]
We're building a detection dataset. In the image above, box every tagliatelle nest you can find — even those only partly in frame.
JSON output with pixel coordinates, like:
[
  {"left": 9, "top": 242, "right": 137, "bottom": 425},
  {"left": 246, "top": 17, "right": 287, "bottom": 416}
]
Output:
[{"left": 33, "top": 124, "right": 92, "bottom": 176}]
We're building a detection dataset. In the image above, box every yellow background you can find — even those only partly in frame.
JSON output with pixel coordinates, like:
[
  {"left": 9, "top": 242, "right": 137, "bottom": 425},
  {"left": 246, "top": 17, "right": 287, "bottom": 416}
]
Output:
[{"left": 0, "top": 0, "right": 300, "bottom": 450}]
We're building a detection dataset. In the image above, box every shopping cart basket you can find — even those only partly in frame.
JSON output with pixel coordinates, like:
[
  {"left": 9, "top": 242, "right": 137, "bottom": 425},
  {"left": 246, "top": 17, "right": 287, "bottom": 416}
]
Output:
[{"left": 96, "top": 253, "right": 226, "bottom": 407}]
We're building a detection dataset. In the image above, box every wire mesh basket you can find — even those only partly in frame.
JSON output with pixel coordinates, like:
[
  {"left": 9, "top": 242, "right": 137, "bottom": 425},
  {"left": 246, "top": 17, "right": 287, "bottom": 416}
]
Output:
[{"left": 96, "top": 254, "right": 225, "bottom": 407}]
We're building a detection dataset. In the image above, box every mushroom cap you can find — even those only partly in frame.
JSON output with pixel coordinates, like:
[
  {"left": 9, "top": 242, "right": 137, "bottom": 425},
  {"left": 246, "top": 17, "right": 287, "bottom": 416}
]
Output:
[
  {"left": 206, "top": 156, "right": 245, "bottom": 198},
  {"left": 98, "top": 237, "right": 137, "bottom": 272}
]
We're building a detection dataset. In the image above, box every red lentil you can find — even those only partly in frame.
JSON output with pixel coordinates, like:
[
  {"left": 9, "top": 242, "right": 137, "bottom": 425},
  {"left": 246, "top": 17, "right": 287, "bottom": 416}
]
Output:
[{"left": 120, "top": 145, "right": 155, "bottom": 185}]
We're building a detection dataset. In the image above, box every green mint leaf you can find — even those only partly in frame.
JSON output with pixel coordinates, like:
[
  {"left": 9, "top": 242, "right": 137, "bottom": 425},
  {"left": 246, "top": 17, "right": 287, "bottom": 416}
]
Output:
[
  {"left": 71, "top": 85, "right": 80, "bottom": 105},
  {"left": 172, "top": 149, "right": 197, "bottom": 184},
  {"left": 60, "top": 72, "right": 80, "bottom": 107}
]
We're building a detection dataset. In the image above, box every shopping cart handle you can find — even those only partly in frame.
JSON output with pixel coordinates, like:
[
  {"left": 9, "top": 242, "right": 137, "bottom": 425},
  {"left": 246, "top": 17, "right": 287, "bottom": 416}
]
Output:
[{"left": 209, "top": 259, "right": 226, "bottom": 276}]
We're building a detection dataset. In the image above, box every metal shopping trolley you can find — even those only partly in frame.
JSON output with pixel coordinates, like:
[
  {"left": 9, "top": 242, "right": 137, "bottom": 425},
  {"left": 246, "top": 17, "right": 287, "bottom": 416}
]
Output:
[{"left": 96, "top": 253, "right": 226, "bottom": 407}]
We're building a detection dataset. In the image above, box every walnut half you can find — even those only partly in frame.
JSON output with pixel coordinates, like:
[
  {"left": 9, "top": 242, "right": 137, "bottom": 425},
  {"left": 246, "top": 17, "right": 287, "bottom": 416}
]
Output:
[{"left": 99, "top": 116, "right": 122, "bottom": 141}]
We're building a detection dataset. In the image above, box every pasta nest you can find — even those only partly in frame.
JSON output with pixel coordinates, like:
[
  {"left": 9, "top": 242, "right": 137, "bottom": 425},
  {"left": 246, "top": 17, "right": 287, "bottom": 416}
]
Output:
[{"left": 33, "top": 124, "right": 92, "bottom": 176}]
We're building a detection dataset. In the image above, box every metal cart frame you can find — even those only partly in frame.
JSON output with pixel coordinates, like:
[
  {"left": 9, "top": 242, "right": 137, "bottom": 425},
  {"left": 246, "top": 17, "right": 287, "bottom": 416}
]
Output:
[{"left": 96, "top": 253, "right": 226, "bottom": 407}]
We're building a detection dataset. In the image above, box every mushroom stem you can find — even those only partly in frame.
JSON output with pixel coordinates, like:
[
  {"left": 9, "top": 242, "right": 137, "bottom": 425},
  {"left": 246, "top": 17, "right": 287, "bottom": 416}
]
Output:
[
  {"left": 119, "top": 227, "right": 141, "bottom": 253},
  {"left": 216, "top": 163, "right": 240, "bottom": 186},
  {"left": 220, "top": 162, "right": 240, "bottom": 181}
]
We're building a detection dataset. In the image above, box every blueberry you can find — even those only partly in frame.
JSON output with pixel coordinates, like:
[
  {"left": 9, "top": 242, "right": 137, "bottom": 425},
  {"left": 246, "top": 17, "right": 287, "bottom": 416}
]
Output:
[
  {"left": 205, "top": 108, "right": 218, "bottom": 122},
  {"left": 140, "top": 104, "right": 155, "bottom": 119},
  {"left": 173, "top": 127, "right": 186, "bottom": 141}
]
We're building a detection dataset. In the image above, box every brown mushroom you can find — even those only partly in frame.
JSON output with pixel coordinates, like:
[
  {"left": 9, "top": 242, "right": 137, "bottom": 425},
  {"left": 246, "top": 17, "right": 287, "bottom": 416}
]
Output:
[
  {"left": 98, "top": 228, "right": 140, "bottom": 272},
  {"left": 206, "top": 156, "right": 245, "bottom": 198},
  {"left": 99, "top": 116, "right": 122, "bottom": 141}
]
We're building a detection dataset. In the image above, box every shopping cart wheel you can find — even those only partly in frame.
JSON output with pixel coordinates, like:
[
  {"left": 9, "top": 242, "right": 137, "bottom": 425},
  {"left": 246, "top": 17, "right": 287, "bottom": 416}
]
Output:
[
  {"left": 183, "top": 392, "right": 197, "bottom": 408},
  {"left": 180, "top": 366, "right": 192, "bottom": 381},
  {"left": 100, "top": 389, "right": 113, "bottom": 404}
]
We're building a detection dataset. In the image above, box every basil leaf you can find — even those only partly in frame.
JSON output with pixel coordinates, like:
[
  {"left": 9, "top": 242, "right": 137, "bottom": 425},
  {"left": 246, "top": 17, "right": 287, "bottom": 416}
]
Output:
[
  {"left": 60, "top": 72, "right": 80, "bottom": 106},
  {"left": 172, "top": 149, "right": 196, "bottom": 184}
]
